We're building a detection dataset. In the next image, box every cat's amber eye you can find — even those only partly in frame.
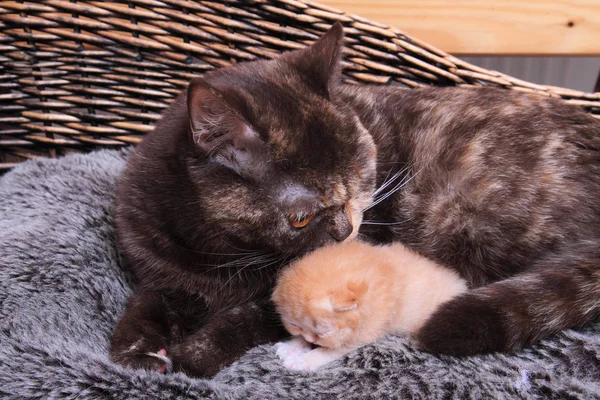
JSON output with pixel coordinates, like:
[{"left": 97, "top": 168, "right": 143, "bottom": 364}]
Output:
[{"left": 289, "top": 211, "right": 314, "bottom": 229}]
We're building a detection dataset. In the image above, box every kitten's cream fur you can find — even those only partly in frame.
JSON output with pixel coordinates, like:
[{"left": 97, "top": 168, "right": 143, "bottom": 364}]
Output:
[{"left": 272, "top": 240, "right": 467, "bottom": 371}]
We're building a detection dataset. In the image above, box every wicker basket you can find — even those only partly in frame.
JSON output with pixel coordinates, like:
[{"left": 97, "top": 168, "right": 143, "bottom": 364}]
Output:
[{"left": 1, "top": 0, "right": 599, "bottom": 171}]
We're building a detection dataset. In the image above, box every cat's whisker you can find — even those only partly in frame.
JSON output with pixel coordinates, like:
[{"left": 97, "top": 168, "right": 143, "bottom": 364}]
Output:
[
  {"left": 217, "top": 255, "right": 282, "bottom": 295},
  {"left": 228, "top": 253, "right": 291, "bottom": 296},
  {"left": 203, "top": 253, "right": 278, "bottom": 272},
  {"left": 253, "top": 258, "right": 284, "bottom": 273},
  {"left": 367, "top": 166, "right": 411, "bottom": 211},
  {"left": 373, "top": 164, "right": 411, "bottom": 195},
  {"left": 188, "top": 249, "right": 265, "bottom": 257},
  {"left": 216, "top": 238, "right": 265, "bottom": 254},
  {"left": 361, "top": 219, "right": 411, "bottom": 226},
  {"left": 364, "top": 165, "right": 424, "bottom": 212},
  {"left": 373, "top": 169, "right": 395, "bottom": 197},
  {"left": 218, "top": 265, "right": 253, "bottom": 294},
  {"left": 372, "top": 166, "right": 409, "bottom": 197}
]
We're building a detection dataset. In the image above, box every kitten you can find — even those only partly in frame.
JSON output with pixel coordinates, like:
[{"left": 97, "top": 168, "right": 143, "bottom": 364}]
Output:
[
  {"left": 111, "top": 21, "right": 600, "bottom": 377},
  {"left": 272, "top": 240, "right": 467, "bottom": 371}
]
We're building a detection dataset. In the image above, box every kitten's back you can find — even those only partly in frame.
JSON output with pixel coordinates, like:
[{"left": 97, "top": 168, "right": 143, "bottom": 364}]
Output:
[
  {"left": 274, "top": 240, "right": 467, "bottom": 346},
  {"left": 384, "top": 243, "right": 467, "bottom": 333}
]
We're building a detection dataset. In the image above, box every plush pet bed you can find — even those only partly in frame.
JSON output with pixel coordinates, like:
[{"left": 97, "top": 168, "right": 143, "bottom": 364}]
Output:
[{"left": 1, "top": 150, "right": 599, "bottom": 399}]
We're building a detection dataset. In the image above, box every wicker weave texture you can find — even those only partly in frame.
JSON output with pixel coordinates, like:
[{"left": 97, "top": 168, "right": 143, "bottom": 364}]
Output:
[{"left": 1, "top": 0, "right": 599, "bottom": 170}]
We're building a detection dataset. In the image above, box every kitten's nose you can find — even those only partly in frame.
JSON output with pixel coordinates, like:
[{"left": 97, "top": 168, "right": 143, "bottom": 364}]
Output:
[
  {"left": 303, "top": 333, "right": 316, "bottom": 344},
  {"left": 327, "top": 208, "right": 353, "bottom": 242}
]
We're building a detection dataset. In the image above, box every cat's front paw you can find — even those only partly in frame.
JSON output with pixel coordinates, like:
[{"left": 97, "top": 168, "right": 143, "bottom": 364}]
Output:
[
  {"left": 414, "top": 294, "right": 507, "bottom": 356},
  {"left": 275, "top": 336, "right": 312, "bottom": 362},
  {"left": 111, "top": 346, "right": 172, "bottom": 374}
]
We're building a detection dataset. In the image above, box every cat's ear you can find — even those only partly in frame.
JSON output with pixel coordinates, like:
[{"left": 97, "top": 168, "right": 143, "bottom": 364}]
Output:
[
  {"left": 330, "top": 281, "right": 367, "bottom": 312},
  {"left": 284, "top": 22, "right": 344, "bottom": 97},
  {"left": 187, "top": 78, "right": 267, "bottom": 175}
]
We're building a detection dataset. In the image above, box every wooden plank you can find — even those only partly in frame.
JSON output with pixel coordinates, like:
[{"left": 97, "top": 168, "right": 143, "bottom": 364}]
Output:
[{"left": 318, "top": 0, "right": 600, "bottom": 55}]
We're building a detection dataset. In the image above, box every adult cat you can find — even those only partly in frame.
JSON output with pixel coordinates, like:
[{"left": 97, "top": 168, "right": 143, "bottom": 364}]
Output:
[{"left": 110, "top": 22, "right": 600, "bottom": 376}]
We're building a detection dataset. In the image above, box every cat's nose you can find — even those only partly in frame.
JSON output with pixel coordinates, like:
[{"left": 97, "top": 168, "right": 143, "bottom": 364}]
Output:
[{"left": 327, "top": 209, "right": 353, "bottom": 242}]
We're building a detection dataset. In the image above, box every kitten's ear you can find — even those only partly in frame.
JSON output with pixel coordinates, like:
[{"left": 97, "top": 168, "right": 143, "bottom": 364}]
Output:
[
  {"left": 330, "top": 293, "right": 357, "bottom": 312},
  {"left": 187, "top": 78, "right": 267, "bottom": 174},
  {"left": 330, "top": 282, "right": 367, "bottom": 312},
  {"left": 284, "top": 22, "right": 344, "bottom": 97}
]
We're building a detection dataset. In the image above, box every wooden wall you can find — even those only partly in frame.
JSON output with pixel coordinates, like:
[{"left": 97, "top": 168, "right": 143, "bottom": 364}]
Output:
[{"left": 319, "top": 0, "right": 600, "bottom": 55}]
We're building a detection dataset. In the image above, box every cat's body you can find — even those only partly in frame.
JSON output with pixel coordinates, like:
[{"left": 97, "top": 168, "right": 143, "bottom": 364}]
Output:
[
  {"left": 272, "top": 240, "right": 467, "bottom": 371},
  {"left": 110, "top": 23, "right": 600, "bottom": 377},
  {"left": 350, "top": 84, "right": 600, "bottom": 354},
  {"left": 347, "top": 85, "right": 600, "bottom": 285}
]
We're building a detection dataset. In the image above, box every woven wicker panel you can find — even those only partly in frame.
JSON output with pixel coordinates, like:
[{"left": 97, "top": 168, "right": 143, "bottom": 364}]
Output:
[{"left": 1, "top": 0, "right": 599, "bottom": 170}]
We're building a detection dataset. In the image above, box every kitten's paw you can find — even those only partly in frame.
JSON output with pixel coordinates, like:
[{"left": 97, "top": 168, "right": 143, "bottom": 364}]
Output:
[
  {"left": 275, "top": 337, "right": 311, "bottom": 362},
  {"left": 282, "top": 353, "right": 312, "bottom": 371},
  {"left": 414, "top": 294, "right": 507, "bottom": 356},
  {"left": 282, "top": 349, "right": 334, "bottom": 372}
]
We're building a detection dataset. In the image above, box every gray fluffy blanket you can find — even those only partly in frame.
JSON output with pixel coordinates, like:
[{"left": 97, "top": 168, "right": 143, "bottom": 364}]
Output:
[{"left": 1, "top": 150, "right": 600, "bottom": 399}]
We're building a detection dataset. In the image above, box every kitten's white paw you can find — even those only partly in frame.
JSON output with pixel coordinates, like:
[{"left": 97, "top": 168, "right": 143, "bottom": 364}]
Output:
[
  {"left": 282, "top": 349, "right": 332, "bottom": 372},
  {"left": 282, "top": 353, "right": 312, "bottom": 371},
  {"left": 275, "top": 337, "right": 311, "bottom": 362}
]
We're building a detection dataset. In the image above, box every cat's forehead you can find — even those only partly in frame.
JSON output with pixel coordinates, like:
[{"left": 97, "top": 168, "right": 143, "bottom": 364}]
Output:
[
  {"left": 211, "top": 59, "right": 362, "bottom": 166},
  {"left": 230, "top": 66, "right": 353, "bottom": 159},
  {"left": 276, "top": 180, "right": 348, "bottom": 208}
]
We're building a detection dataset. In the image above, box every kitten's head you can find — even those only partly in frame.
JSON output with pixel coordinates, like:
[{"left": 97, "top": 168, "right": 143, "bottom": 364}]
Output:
[
  {"left": 185, "top": 23, "right": 376, "bottom": 256},
  {"left": 272, "top": 242, "right": 375, "bottom": 349}
]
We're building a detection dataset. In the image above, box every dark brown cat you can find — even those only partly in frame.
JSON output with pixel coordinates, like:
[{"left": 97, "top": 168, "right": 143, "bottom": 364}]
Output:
[
  {"left": 110, "top": 22, "right": 600, "bottom": 376},
  {"left": 110, "top": 23, "right": 375, "bottom": 376}
]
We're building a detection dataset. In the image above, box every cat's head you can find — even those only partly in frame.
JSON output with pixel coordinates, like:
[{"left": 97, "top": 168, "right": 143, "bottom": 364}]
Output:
[
  {"left": 272, "top": 242, "right": 372, "bottom": 349},
  {"left": 185, "top": 23, "right": 376, "bottom": 256}
]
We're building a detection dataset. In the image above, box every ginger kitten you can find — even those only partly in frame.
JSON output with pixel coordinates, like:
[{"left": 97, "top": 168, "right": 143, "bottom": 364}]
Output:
[{"left": 272, "top": 240, "right": 467, "bottom": 371}]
